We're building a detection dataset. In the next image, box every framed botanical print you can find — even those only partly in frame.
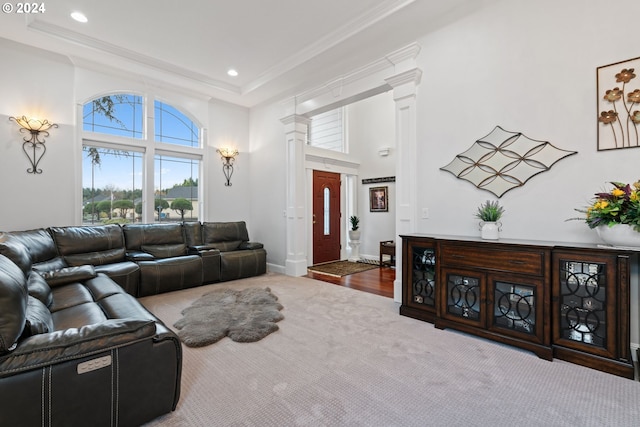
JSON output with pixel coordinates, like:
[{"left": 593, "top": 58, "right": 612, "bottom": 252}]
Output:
[
  {"left": 369, "top": 186, "right": 388, "bottom": 212},
  {"left": 597, "top": 56, "right": 640, "bottom": 150}
]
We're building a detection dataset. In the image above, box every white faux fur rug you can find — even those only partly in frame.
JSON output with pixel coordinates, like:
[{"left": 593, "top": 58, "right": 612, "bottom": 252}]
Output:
[{"left": 173, "top": 287, "right": 283, "bottom": 346}]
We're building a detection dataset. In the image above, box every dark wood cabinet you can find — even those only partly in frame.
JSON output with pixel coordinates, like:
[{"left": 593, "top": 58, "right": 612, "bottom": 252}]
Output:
[
  {"left": 400, "top": 234, "right": 637, "bottom": 379},
  {"left": 400, "top": 237, "right": 437, "bottom": 322},
  {"left": 552, "top": 248, "right": 636, "bottom": 378},
  {"left": 435, "top": 239, "right": 552, "bottom": 360}
]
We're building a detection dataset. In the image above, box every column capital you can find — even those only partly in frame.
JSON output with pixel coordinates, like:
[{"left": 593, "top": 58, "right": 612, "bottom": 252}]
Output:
[
  {"left": 281, "top": 114, "right": 311, "bottom": 126},
  {"left": 385, "top": 68, "right": 422, "bottom": 89}
]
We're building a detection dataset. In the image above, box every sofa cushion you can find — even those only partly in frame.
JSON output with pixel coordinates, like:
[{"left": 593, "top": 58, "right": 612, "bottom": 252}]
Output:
[
  {"left": 64, "top": 248, "right": 126, "bottom": 267},
  {"left": 141, "top": 243, "right": 187, "bottom": 259},
  {"left": 27, "top": 272, "right": 53, "bottom": 307},
  {"left": 123, "top": 223, "right": 185, "bottom": 249},
  {"left": 0, "top": 228, "right": 59, "bottom": 269},
  {"left": 48, "top": 284, "right": 94, "bottom": 313},
  {"left": 219, "top": 249, "right": 267, "bottom": 282},
  {"left": 51, "top": 302, "right": 108, "bottom": 331},
  {"left": 23, "top": 296, "right": 54, "bottom": 336},
  {"left": 202, "top": 221, "right": 250, "bottom": 252},
  {"left": 183, "top": 222, "right": 203, "bottom": 247},
  {"left": 0, "top": 255, "right": 28, "bottom": 353},
  {"left": 50, "top": 225, "right": 126, "bottom": 265},
  {"left": 0, "top": 236, "right": 31, "bottom": 275}
]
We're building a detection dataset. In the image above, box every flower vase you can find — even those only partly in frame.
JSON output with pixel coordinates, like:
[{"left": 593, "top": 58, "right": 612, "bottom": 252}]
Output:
[
  {"left": 479, "top": 221, "right": 501, "bottom": 240},
  {"left": 595, "top": 224, "right": 640, "bottom": 248}
]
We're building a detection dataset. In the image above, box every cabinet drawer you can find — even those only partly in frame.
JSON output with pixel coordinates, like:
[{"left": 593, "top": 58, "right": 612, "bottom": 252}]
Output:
[{"left": 441, "top": 244, "right": 544, "bottom": 275}]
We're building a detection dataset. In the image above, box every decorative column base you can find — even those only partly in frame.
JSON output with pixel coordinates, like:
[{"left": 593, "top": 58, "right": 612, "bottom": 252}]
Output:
[{"left": 348, "top": 240, "right": 361, "bottom": 262}]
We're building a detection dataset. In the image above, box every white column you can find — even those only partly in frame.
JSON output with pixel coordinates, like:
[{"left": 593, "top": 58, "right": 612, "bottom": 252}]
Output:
[
  {"left": 281, "top": 114, "right": 311, "bottom": 276},
  {"left": 386, "top": 68, "right": 422, "bottom": 302}
]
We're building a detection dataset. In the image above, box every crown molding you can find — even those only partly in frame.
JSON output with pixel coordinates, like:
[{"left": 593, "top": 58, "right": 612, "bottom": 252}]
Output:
[
  {"left": 28, "top": 19, "right": 240, "bottom": 95},
  {"left": 241, "top": 0, "right": 417, "bottom": 95}
]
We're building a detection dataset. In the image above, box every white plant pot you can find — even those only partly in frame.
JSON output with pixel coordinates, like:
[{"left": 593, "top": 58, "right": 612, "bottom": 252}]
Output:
[
  {"left": 595, "top": 224, "right": 640, "bottom": 248},
  {"left": 349, "top": 230, "right": 361, "bottom": 241},
  {"left": 479, "top": 221, "right": 501, "bottom": 240}
]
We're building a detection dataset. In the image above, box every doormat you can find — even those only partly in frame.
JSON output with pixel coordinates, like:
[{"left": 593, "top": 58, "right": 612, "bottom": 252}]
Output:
[{"left": 307, "top": 260, "right": 378, "bottom": 277}]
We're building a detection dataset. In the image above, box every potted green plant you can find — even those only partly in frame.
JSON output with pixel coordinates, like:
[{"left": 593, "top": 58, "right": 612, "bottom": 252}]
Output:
[
  {"left": 349, "top": 215, "right": 361, "bottom": 241},
  {"left": 572, "top": 180, "right": 640, "bottom": 247},
  {"left": 475, "top": 200, "right": 504, "bottom": 240}
]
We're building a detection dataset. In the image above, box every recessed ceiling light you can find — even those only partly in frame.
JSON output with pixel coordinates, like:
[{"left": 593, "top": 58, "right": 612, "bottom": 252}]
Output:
[
  {"left": 227, "top": 69, "right": 238, "bottom": 77},
  {"left": 71, "top": 11, "right": 88, "bottom": 23}
]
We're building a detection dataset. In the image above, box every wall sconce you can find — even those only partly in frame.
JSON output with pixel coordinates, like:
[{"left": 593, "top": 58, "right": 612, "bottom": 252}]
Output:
[
  {"left": 216, "top": 147, "right": 239, "bottom": 186},
  {"left": 9, "top": 115, "right": 58, "bottom": 174}
]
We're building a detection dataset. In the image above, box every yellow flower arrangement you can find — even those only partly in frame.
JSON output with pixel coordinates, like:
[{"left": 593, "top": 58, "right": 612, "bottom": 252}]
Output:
[{"left": 577, "top": 181, "right": 640, "bottom": 232}]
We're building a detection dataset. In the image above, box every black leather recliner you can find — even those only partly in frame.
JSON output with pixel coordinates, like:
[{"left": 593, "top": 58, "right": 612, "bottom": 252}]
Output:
[
  {"left": 200, "top": 221, "right": 267, "bottom": 281},
  {"left": 122, "top": 223, "right": 204, "bottom": 296},
  {"left": 48, "top": 224, "right": 140, "bottom": 296},
  {"left": 0, "top": 247, "right": 181, "bottom": 427}
]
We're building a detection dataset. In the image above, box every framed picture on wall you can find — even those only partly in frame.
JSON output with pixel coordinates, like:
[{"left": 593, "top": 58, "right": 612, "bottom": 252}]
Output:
[
  {"left": 597, "top": 56, "right": 640, "bottom": 151},
  {"left": 369, "top": 186, "right": 388, "bottom": 212}
]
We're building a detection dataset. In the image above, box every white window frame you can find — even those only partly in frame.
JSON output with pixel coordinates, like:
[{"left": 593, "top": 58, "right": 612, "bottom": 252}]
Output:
[{"left": 79, "top": 93, "right": 205, "bottom": 225}]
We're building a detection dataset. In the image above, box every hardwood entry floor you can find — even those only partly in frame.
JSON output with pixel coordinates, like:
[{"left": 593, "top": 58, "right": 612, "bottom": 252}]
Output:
[{"left": 305, "top": 265, "right": 395, "bottom": 298}]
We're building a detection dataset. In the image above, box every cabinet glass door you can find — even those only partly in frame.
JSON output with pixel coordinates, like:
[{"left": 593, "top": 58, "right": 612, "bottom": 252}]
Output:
[
  {"left": 493, "top": 281, "right": 536, "bottom": 334},
  {"left": 558, "top": 260, "right": 608, "bottom": 350},
  {"left": 488, "top": 274, "right": 545, "bottom": 344},
  {"left": 442, "top": 268, "right": 484, "bottom": 327},
  {"left": 410, "top": 246, "right": 436, "bottom": 308}
]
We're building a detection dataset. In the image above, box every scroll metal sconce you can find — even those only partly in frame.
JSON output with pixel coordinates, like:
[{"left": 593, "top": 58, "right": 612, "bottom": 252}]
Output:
[
  {"left": 216, "top": 147, "right": 239, "bottom": 186},
  {"left": 9, "top": 115, "right": 58, "bottom": 174}
]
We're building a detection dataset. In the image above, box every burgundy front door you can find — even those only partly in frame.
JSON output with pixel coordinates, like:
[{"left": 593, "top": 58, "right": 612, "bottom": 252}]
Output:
[{"left": 312, "top": 170, "right": 341, "bottom": 264}]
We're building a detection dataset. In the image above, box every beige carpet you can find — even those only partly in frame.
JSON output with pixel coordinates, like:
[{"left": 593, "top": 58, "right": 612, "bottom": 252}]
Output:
[
  {"left": 140, "top": 273, "right": 640, "bottom": 426},
  {"left": 307, "top": 260, "right": 378, "bottom": 277}
]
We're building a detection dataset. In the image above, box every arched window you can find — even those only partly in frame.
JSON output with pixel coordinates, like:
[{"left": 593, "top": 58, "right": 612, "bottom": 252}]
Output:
[
  {"left": 82, "top": 93, "right": 202, "bottom": 225},
  {"left": 83, "top": 94, "right": 143, "bottom": 139},
  {"left": 154, "top": 100, "right": 199, "bottom": 147}
]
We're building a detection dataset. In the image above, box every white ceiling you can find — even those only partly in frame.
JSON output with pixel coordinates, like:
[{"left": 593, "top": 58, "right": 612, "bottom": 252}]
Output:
[{"left": 0, "top": 0, "right": 490, "bottom": 107}]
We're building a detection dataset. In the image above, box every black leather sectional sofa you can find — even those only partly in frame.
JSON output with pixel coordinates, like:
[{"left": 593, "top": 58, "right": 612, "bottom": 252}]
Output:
[{"left": 0, "top": 221, "right": 266, "bottom": 426}]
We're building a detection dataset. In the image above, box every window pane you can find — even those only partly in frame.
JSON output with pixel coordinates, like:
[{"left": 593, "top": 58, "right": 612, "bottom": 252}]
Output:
[
  {"left": 82, "top": 146, "right": 143, "bottom": 225},
  {"left": 308, "top": 107, "right": 344, "bottom": 152},
  {"left": 83, "top": 94, "right": 143, "bottom": 139},
  {"left": 154, "top": 101, "right": 199, "bottom": 147},
  {"left": 155, "top": 155, "right": 199, "bottom": 222},
  {"left": 323, "top": 187, "right": 330, "bottom": 235}
]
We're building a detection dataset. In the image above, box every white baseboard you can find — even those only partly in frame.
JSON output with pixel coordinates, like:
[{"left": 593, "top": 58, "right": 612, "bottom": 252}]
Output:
[{"left": 267, "top": 263, "right": 286, "bottom": 274}]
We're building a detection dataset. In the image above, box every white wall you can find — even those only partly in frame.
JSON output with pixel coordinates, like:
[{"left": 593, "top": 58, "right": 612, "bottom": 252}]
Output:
[
  {"left": 248, "top": 0, "right": 640, "bottom": 351},
  {"left": 415, "top": 0, "right": 640, "bottom": 243},
  {"left": 249, "top": 102, "right": 288, "bottom": 271},
  {"left": 0, "top": 40, "right": 75, "bottom": 230},
  {"left": 0, "top": 38, "right": 252, "bottom": 232},
  {"left": 410, "top": 0, "right": 640, "bottom": 353},
  {"left": 347, "top": 91, "right": 396, "bottom": 259},
  {"left": 208, "top": 99, "right": 251, "bottom": 222}
]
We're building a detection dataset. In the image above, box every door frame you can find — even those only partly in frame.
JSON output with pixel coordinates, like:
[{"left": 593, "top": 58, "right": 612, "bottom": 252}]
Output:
[{"left": 305, "top": 151, "right": 360, "bottom": 266}]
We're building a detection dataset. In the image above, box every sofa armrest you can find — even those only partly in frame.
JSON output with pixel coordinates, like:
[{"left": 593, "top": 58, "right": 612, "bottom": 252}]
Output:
[
  {"left": 239, "top": 241, "right": 264, "bottom": 250},
  {"left": 0, "top": 319, "right": 156, "bottom": 377},
  {"left": 187, "top": 244, "right": 220, "bottom": 254},
  {"left": 126, "top": 251, "right": 155, "bottom": 262},
  {"left": 38, "top": 265, "right": 97, "bottom": 287}
]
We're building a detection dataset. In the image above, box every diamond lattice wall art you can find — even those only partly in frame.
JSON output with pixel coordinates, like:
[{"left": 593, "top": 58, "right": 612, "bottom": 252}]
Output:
[{"left": 440, "top": 126, "right": 577, "bottom": 198}]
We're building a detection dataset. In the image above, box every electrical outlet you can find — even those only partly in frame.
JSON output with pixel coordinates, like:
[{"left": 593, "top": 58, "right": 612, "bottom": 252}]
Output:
[{"left": 421, "top": 208, "right": 429, "bottom": 219}]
